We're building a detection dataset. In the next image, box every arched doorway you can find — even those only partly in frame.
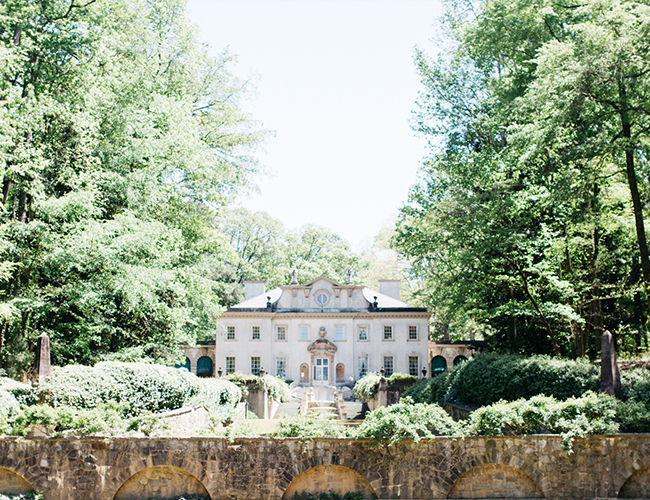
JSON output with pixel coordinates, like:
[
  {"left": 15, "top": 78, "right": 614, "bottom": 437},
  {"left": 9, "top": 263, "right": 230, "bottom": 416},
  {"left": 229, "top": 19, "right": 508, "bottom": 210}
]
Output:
[
  {"left": 175, "top": 357, "right": 191, "bottom": 371},
  {"left": 282, "top": 465, "right": 377, "bottom": 500},
  {"left": 431, "top": 355, "right": 447, "bottom": 375},
  {"left": 113, "top": 466, "right": 211, "bottom": 500},
  {"left": 453, "top": 355, "right": 468, "bottom": 366},
  {"left": 196, "top": 356, "right": 213, "bottom": 377}
]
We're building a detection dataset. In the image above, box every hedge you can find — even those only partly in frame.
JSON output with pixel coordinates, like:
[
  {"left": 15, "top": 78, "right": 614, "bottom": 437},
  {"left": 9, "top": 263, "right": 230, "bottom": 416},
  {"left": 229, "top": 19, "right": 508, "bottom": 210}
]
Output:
[
  {"left": 403, "top": 353, "right": 600, "bottom": 406},
  {"left": 41, "top": 362, "right": 240, "bottom": 416}
]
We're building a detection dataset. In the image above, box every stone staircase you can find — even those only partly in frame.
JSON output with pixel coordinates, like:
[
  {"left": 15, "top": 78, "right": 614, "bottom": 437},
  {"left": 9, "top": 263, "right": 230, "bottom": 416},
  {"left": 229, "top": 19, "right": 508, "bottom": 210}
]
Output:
[{"left": 307, "top": 400, "right": 337, "bottom": 416}]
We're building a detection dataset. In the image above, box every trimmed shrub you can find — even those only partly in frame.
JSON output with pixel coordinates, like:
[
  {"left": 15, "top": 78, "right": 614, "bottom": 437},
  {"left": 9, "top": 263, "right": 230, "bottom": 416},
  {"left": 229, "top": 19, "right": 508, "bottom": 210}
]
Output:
[
  {"left": 0, "top": 377, "right": 32, "bottom": 407},
  {"left": 11, "top": 403, "right": 127, "bottom": 437},
  {"left": 41, "top": 362, "right": 240, "bottom": 417},
  {"left": 271, "top": 415, "right": 352, "bottom": 439},
  {"left": 465, "top": 392, "right": 619, "bottom": 452},
  {"left": 356, "top": 397, "right": 462, "bottom": 445},
  {"left": 403, "top": 353, "right": 600, "bottom": 406}
]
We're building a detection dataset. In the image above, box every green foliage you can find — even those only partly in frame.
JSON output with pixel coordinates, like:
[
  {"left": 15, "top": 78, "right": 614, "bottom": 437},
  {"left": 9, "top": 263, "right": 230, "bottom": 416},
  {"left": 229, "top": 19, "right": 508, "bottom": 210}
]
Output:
[
  {"left": 271, "top": 415, "right": 352, "bottom": 439},
  {"left": 222, "top": 372, "right": 289, "bottom": 403},
  {"left": 11, "top": 403, "right": 126, "bottom": 437},
  {"left": 0, "top": 389, "right": 20, "bottom": 434},
  {"left": 465, "top": 392, "right": 619, "bottom": 452},
  {"left": 187, "top": 377, "right": 242, "bottom": 414},
  {"left": 352, "top": 373, "right": 382, "bottom": 402},
  {"left": 0, "top": 377, "right": 32, "bottom": 406},
  {"left": 353, "top": 373, "right": 419, "bottom": 403},
  {"left": 395, "top": 0, "right": 650, "bottom": 357},
  {"left": 0, "top": 493, "right": 43, "bottom": 500},
  {"left": 404, "top": 354, "right": 599, "bottom": 406},
  {"left": 215, "top": 208, "right": 365, "bottom": 294},
  {"left": 621, "top": 368, "right": 650, "bottom": 408},
  {"left": 0, "top": 0, "right": 268, "bottom": 375},
  {"left": 40, "top": 362, "right": 240, "bottom": 417},
  {"left": 356, "top": 397, "right": 462, "bottom": 445}
]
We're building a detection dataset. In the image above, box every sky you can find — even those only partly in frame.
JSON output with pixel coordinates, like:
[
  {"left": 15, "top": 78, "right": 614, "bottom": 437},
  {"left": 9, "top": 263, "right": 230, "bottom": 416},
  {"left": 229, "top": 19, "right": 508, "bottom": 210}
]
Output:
[{"left": 186, "top": 0, "right": 445, "bottom": 250}]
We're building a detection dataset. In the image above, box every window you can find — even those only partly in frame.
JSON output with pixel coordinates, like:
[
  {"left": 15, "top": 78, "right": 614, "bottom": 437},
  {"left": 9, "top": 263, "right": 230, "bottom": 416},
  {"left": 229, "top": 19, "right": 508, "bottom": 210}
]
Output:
[
  {"left": 315, "top": 293, "right": 329, "bottom": 306},
  {"left": 252, "top": 325, "right": 260, "bottom": 340},
  {"left": 276, "top": 326, "right": 286, "bottom": 341},
  {"left": 300, "top": 326, "right": 309, "bottom": 341},
  {"left": 358, "top": 326, "right": 368, "bottom": 341},
  {"left": 314, "top": 358, "right": 329, "bottom": 381},
  {"left": 383, "top": 325, "right": 393, "bottom": 340},
  {"left": 383, "top": 356, "right": 394, "bottom": 376},
  {"left": 226, "top": 356, "right": 236, "bottom": 375},
  {"left": 409, "top": 356, "right": 419, "bottom": 377},
  {"left": 226, "top": 326, "right": 236, "bottom": 340},
  {"left": 409, "top": 325, "right": 418, "bottom": 340},
  {"left": 276, "top": 357, "right": 286, "bottom": 378},
  {"left": 335, "top": 326, "right": 344, "bottom": 341},
  {"left": 358, "top": 356, "right": 368, "bottom": 378},
  {"left": 251, "top": 356, "right": 261, "bottom": 376}
]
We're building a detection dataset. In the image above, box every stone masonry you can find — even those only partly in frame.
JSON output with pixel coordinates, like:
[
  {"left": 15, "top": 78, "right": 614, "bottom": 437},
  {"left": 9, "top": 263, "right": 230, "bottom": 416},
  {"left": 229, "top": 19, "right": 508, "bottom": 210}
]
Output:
[{"left": 1, "top": 435, "right": 650, "bottom": 499}]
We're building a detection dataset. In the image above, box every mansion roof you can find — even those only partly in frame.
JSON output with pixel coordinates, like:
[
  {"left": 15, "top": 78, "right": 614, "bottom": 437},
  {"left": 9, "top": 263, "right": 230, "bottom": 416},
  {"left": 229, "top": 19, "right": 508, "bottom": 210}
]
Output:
[{"left": 224, "top": 275, "right": 428, "bottom": 315}]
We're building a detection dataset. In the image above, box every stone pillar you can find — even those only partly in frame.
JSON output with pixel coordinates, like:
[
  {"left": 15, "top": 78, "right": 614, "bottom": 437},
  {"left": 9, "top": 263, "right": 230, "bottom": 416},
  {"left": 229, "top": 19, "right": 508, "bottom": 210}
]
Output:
[
  {"left": 378, "top": 377, "right": 388, "bottom": 407},
  {"left": 35, "top": 333, "right": 51, "bottom": 384},
  {"left": 600, "top": 330, "right": 622, "bottom": 399}
]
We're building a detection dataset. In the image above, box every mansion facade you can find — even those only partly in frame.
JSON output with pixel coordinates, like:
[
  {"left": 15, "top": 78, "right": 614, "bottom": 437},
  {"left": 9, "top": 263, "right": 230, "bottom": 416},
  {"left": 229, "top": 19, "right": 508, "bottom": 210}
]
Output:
[{"left": 213, "top": 275, "right": 431, "bottom": 385}]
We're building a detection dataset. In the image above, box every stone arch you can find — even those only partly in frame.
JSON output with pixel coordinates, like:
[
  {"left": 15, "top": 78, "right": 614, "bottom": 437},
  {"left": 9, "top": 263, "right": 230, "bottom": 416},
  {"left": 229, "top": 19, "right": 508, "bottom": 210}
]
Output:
[
  {"left": 336, "top": 363, "right": 345, "bottom": 381},
  {"left": 196, "top": 356, "right": 213, "bottom": 377},
  {"left": 113, "top": 465, "right": 211, "bottom": 500},
  {"left": 447, "top": 463, "right": 544, "bottom": 499},
  {"left": 0, "top": 467, "right": 34, "bottom": 495},
  {"left": 282, "top": 465, "right": 377, "bottom": 500},
  {"left": 618, "top": 465, "right": 650, "bottom": 498}
]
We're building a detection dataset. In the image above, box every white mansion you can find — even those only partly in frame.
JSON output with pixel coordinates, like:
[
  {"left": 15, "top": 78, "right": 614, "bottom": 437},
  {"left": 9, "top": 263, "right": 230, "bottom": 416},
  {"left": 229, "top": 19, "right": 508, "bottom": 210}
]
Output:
[{"left": 213, "top": 275, "right": 432, "bottom": 385}]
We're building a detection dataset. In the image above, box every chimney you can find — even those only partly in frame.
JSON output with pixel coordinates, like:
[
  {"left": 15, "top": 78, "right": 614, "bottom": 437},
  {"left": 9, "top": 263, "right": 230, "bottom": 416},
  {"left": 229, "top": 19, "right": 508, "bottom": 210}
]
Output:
[
  {"left": 378, "top": 280, "right": 400, "bottom": 301},
  {"left": 243, "top": 281, "right": 266, "bottom": 301}
]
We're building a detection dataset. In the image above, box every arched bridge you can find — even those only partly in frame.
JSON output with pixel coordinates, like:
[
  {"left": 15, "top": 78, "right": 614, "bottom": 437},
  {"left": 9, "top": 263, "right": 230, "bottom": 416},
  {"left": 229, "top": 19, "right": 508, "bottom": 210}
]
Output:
[{"left": 0, "top": 435, "right": 649, "bottom": 499}]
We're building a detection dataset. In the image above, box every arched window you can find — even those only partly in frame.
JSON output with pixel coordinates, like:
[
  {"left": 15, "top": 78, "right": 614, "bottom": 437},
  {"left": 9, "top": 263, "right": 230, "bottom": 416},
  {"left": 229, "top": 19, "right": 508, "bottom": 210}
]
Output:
[
  {"left": 431, "top": 355, "right": 447, "bottom": 376},
  {"left": 454, "top": 355, "right": 468, "bottom": 366},
  {"left": 196, "top": 356, "right": 213, "bottom": 378},
  {"left": 175, "top": 357, "right": 190, "bottom": 371}
]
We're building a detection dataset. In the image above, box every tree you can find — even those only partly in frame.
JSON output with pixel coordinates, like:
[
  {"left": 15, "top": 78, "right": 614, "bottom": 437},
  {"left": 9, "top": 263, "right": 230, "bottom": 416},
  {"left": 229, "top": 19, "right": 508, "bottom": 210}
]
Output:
[
  {"left": 0, "top": 0, "right": 267, "bottom": 375},
  {"left": 395, "top": 0, "right": 647, "bottom": 357}
]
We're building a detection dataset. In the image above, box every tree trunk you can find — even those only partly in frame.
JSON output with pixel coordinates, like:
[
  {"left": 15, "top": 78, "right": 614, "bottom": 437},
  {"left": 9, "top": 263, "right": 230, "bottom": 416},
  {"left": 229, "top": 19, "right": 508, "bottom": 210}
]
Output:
[{"left": 619, "top": 82, "right": 650, "bottom": 320}]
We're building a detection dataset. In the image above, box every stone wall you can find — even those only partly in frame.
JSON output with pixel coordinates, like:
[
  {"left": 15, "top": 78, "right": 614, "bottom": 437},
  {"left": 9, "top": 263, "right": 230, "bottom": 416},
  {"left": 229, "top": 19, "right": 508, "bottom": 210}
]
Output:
[{"left": 1, "top": 435, "right": 650, "bottom": 499}]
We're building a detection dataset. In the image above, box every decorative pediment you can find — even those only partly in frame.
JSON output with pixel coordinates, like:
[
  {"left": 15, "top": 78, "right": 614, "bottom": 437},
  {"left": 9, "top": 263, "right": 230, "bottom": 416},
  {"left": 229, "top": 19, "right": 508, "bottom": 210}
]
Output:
[
  {"left": 307, "top": 327, "right": 337, "bottom": 354},
  {"left": 307, "top": 338, "right": 338, "bottom": 354}
]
